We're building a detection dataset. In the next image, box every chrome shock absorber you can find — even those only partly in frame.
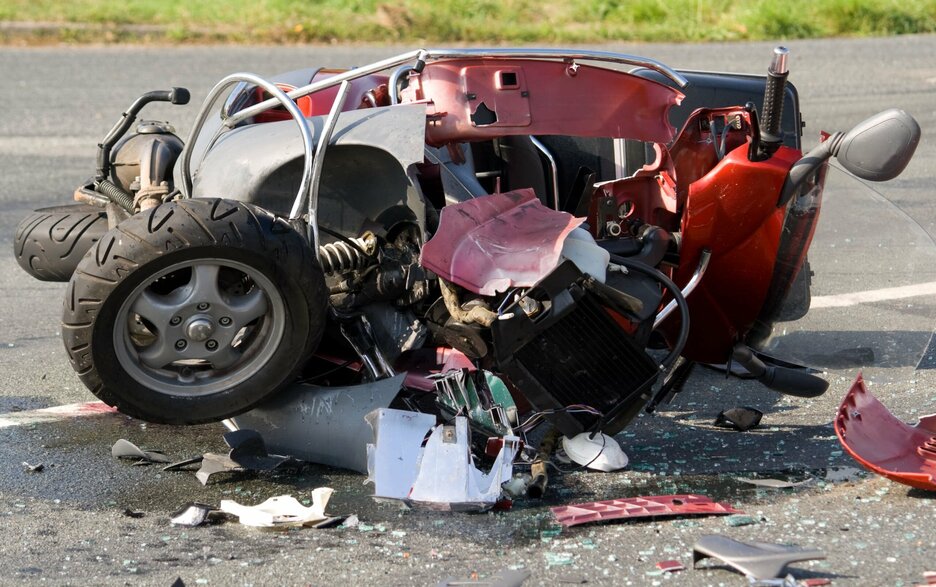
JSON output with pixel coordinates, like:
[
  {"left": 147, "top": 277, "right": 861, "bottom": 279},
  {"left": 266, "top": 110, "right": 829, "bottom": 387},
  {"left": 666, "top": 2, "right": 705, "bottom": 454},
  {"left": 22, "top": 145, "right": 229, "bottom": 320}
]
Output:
[{"left": 318, "top": 231, "right": 378, "bottom": 275}]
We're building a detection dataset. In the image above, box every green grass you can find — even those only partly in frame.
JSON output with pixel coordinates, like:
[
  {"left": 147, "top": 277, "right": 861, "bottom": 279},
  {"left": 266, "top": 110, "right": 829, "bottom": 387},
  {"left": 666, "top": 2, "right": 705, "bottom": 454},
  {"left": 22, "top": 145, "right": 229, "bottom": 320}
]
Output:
[{"left": 1, "top": 0, "right": 934, "bottom": 44}]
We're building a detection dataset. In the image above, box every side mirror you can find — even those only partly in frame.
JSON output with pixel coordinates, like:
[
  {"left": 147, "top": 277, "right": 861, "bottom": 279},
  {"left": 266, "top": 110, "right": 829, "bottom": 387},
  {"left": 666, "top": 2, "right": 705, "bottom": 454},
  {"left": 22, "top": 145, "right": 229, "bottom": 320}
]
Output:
[
  {"left": 833, "top": 108, "right": 920, "bottom": 182},
  {"left": 779, "top": 109, "right": 920, "bottom": 206}
]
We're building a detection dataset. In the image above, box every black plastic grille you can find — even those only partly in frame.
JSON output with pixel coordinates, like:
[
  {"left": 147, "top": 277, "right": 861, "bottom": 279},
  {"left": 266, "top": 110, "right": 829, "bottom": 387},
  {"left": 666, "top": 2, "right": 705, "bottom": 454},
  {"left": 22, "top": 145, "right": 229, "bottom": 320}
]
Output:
[{"left": 514, "top": 293, "right": 658, "bottom": 421}]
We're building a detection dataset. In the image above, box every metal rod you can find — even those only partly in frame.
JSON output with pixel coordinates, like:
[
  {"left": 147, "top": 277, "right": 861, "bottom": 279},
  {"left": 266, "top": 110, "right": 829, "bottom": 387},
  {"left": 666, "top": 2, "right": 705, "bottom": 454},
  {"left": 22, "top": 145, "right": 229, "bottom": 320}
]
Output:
[
  {"left": 180, "top": 73, "right": 314, "bottom": 202},
  {"left": 226, "top": 50, "right": 427, "bottom": 128},
  {"left": 302, "top": 80, "right": 352, "bottom": 254},
  {"left": 654, "top": 249, "right": 711, "bottom": 329},
  {"left": 388, "top": 65, "right": 416, "bottom": 105},
  {"left": 529, "top": 136, "right": 560, "bottom": 211}
]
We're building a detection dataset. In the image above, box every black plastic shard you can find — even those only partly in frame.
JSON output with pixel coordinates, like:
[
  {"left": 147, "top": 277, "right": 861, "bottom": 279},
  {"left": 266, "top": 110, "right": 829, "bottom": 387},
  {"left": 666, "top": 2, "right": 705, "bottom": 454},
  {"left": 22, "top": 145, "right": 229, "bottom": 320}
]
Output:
[
  {"left": 713, "top": 407, "right": 763, "bottom": 431},
  {"left": 194, "top": 429, "right": 292, "bottom": 485},
  {"left": 111, "top": 438, "right": 172, "bottom": 464},
  {"left": 692, "top": 535, "right": 825, "bottom": 579}
]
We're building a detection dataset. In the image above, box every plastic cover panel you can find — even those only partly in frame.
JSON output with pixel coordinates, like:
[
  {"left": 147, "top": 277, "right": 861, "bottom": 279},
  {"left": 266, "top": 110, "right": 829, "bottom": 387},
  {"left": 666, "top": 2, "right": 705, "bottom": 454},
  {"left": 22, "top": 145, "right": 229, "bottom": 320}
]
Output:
[
  {"left": 835, "top": 373, "right": 936, "bottom": 491},
  {"left": 551, "top": 494, "right": 741, "bottom": 527}
]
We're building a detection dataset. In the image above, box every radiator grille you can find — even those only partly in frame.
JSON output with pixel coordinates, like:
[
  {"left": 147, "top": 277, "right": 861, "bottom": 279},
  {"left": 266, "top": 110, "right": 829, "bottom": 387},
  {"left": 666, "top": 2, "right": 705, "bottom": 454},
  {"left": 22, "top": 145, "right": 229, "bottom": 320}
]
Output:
[{"left": 512, "top": 292, "right": 658, "bottom": 433}]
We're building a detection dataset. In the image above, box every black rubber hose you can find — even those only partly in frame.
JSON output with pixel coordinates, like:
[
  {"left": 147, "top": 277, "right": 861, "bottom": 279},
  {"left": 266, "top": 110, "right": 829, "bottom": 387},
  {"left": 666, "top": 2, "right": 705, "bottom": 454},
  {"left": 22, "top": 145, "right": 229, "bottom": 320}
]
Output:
[
  {"left": 608, "top": 254, "right": 689, "bottom": 372},
  {"left": 96, "top": 179, "right": 135, "bottom": 212}
]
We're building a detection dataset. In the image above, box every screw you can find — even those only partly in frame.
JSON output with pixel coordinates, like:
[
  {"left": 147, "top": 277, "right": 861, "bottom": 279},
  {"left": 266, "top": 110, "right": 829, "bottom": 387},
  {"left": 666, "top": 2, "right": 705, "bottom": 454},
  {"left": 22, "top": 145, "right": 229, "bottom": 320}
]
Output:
[
  {"left": 169, "top": 316, "right": 182, "bottom": 326},
  {"left": 219, "top": 317, "right": 232, "bottom": 326},
  {"left": 175, "top": 339, "right": 187, "bottom": 350},
  {"left": 197, "top": 302, "right": 210, "bottom": 311},
  {"left": 206, "top": 339, "right": 218, "bottom": 351}
]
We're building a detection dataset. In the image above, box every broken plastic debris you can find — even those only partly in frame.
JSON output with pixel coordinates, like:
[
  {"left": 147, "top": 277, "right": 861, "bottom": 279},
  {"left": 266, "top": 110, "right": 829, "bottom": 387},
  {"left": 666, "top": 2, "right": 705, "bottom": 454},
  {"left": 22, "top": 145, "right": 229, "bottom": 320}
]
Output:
[
  {"left": 230, "top": 374, "right": 405, "bottom": 473},
  {"left": 419, "top": 189, "right": 584, "bottom": 295},
  {"left": 561, "top": 432, "right": 628, "bottom": 472},
  {"left": 409, "top": 418, "right": 519, "bottom": 511},
  {"left": 366, "top": 408, "right": 437, "bottom": 500},
  {"left": 656, "top": 560, "right": 685, "bottom": 573},
  {"left": 22, "top": 462, "right": 44, "bottom": 473},
  {"left": 714, "top": 407, "right": 764, "bottom": 432},
  {"left": 724, "top": 514, "right": 758, "bottom": 527},
  {"left": 692, "top": 535, "right": 825, "bottom": 579},
  {"left": 170, "top": 503, "right": 218, "bottom": 527},
  {"left": 834, "top": 373, "right": 936, "bottom": 491},
  {"left": 366, "top": 409, "right": 518, "bottom": 510},
  {"left": 195, "top": 429, "right": 291, "bottom": 485},
  {"left": 111, "top": 439, "right": 171, "bottom": 464},
  {"left": 219, "top": 488, "right": 333, "bottom": 527},
  {"left": 551, "top": 494, "right": 741, "bottom": 527},
  {"left": 502, "top": 473, "right": 532, "bottom": 498},
  {"left": 736, "top": 476, "right": 814, "bottom": 489},
  {"left": 436, "top": 568, "right": 531, "bottom": 586}
]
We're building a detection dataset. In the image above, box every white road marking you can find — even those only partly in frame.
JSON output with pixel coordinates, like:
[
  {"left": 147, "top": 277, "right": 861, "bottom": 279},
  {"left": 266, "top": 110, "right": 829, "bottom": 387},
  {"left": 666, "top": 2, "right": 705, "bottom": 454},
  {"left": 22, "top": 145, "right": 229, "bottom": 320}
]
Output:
[
  {"left": 811, "top": 281, "right": 936, "bottom": 309},
  {"left": 0, "top": 401, "right": 117, "bottom": 429}
]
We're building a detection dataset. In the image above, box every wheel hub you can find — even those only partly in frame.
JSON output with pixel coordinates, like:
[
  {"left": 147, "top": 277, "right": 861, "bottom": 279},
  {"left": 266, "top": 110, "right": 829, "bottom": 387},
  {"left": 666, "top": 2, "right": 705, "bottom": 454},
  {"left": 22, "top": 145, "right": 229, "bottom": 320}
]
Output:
[{"left": 185, "top": 316, "right": 215, "bottom": 342}]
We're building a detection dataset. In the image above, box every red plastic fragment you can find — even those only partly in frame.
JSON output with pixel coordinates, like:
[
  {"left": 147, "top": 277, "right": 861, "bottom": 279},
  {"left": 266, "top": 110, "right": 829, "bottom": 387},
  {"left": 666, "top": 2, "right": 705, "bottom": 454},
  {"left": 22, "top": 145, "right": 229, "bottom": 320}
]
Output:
[
  {"left": 420, "top": 189, "right": 583, "bottom": 295},
  {"left": 834, "top": 373, "right": 936, "bottom": 492},
  {"left": 656, "top": 560, "right": 685, "bottom": 573},
  {"left": 801, "top": 580, "right": 832, "bottom": 587},
  {"left": 550, "top": 494, "right": 741, "bottom": 527}
]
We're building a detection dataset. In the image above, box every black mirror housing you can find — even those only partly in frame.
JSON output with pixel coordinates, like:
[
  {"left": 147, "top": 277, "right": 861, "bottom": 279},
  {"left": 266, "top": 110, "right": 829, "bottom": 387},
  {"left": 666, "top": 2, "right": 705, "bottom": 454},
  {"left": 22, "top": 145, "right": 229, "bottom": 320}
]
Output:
[{"left": 834, "top": 108, "right": 920, "bottom": 182}]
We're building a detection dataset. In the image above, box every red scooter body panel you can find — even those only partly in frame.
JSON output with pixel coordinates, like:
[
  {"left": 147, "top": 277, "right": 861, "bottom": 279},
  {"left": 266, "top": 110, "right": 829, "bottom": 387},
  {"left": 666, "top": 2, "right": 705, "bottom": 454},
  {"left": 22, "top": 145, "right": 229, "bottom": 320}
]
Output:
[
  {"left": 670, "top": 144, "right": 800, "bottom": 363},
  {"left": 403, "top": 59, "right": 683, "bottom": 146}
]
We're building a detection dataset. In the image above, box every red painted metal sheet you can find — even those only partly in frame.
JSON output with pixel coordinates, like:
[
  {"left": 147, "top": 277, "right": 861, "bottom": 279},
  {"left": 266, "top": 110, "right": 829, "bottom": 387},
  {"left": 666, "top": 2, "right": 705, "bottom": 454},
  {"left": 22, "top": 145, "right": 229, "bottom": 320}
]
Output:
[
  {"left": 835, "top": 373, "right": 936, "bottom": 491},
  {"left": 419, "top": 189, "right": 583, "bottom": 295},
  {"left": 551, "top": 494, "right": 742, "bottom": 527},
  {"left": 662, "top": 140, "right": 800, "bottom": 364},
  {"left": 403, "top": 59, "right": 682, "bottom": 146}
]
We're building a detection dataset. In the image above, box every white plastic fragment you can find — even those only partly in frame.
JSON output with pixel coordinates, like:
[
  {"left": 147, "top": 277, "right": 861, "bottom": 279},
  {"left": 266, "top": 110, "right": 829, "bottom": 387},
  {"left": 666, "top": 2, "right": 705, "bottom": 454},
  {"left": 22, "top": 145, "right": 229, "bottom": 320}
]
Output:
[
  {"left": 365, "top": 409, "right": 519, "bottom": 510},
  {"left": 219, "top": 488, "right": 333, "bottom": 527},
  {"left": 561, "top": 432, "right": 629, "bottom": 472},
  {"left": 409, "top": 417, "right": 519, "bottom": 510},
  {"left": 365, "top": 408, "right": 437, "bottom": 500}
]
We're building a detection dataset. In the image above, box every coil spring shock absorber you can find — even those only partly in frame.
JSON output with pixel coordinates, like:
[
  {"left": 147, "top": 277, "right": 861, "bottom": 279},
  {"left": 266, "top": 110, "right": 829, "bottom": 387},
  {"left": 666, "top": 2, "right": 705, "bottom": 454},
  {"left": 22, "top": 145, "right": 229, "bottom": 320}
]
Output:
[{"left": 319, "top": 231, "right": 378, "bottom": 275}]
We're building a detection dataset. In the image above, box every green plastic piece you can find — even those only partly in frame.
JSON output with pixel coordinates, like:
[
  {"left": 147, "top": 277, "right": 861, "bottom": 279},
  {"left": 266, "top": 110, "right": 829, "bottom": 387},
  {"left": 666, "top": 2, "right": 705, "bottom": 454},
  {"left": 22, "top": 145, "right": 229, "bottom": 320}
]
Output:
[{"left": 435, "top": 369, "right": 518, "bottom": 436}]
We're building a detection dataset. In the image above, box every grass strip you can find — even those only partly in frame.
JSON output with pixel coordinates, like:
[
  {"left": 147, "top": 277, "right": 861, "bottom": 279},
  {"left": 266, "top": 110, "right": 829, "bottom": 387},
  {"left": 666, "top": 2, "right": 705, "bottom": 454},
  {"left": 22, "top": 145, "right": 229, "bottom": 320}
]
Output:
[{"left": 1, "top": 0, "right": 935, "bottom": 44}]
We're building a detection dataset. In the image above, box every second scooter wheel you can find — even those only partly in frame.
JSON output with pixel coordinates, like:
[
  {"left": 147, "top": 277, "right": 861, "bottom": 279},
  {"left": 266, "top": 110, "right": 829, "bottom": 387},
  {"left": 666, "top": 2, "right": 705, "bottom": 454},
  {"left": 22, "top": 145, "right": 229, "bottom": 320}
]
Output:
[{"left": 14, "top": 204, "right": 109, "bottom": 282}]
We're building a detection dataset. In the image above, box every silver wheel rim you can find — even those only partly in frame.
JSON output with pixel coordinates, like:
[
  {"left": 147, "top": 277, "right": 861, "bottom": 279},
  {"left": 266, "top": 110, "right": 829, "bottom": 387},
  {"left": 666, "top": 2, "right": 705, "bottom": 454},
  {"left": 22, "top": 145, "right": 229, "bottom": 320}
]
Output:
[{"left": 113, "top": 258, "right": 287, "bottom": 397}]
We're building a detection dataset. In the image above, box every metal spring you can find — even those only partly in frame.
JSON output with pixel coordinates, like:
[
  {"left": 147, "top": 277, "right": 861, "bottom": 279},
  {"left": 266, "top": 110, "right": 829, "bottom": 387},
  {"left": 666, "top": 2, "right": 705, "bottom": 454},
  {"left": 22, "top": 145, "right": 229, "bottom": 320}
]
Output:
[{"left": 319, "top": 234, "right": 376, "bottom": 275}]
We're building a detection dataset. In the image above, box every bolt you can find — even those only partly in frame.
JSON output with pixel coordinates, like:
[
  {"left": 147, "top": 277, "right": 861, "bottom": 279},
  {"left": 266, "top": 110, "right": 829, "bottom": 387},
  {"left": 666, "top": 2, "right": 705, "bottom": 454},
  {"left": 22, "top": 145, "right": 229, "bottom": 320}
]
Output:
[
  {"left": 175, "top": 339, "right": 187, "bottom": 350},
  {"left": 219, "top": 317, "right": 232, "bottom": 326},
  {"left": 197, "top": 302, "right": 210, "bottom": 311},
  {"left": 206, "top": 339, "right": 218, "bottom": 351},
  {"left": 169, "top": 316, "right": 182, "bottom": 326}
]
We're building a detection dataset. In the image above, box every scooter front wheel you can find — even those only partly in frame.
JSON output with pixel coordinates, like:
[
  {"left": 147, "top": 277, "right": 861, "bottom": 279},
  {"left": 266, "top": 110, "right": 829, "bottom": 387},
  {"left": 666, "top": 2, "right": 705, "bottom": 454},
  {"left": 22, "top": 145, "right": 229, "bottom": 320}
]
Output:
[{"left": 61, "top": 198, "right": 327, "bottom": 424}]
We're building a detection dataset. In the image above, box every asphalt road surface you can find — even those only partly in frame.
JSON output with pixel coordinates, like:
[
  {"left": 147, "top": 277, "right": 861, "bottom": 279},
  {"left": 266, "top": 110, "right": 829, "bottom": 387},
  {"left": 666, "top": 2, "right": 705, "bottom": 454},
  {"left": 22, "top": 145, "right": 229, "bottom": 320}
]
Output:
[{"left": 1, "top": 36, "right": 935, "bottom": 586}]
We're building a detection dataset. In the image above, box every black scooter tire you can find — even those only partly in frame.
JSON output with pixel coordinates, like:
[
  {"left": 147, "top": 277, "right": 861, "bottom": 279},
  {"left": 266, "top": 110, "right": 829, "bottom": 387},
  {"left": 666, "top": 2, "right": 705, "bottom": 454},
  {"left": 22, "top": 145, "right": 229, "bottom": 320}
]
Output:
[
  {"left": 62, "top": 198, "right": 327, "bottom": 424},
  {"left": 14, "top": 204, "right": 109, "bottom": 282}
]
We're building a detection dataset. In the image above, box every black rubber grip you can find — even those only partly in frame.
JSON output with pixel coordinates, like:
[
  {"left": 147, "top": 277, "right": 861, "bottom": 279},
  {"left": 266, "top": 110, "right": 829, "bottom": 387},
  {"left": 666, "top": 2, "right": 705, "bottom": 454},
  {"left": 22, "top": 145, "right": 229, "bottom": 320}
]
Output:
[{"left": 761, "top": 70, "right": 788, "bottom": 141}]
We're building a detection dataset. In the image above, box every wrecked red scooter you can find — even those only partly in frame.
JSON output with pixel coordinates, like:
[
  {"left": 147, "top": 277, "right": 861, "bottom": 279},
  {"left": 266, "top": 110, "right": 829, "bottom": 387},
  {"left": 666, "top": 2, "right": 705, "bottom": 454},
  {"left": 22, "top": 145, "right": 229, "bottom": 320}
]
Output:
[{"left": 13, "top": 47, "right": 920, "bottom": 474}]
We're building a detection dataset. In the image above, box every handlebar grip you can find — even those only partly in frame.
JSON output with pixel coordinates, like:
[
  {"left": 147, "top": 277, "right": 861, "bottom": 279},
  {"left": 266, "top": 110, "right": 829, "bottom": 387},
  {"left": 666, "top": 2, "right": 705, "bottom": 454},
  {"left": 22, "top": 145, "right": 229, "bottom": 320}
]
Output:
[
  {"left": 169, "top": 87, "right": 191, "bottom": 105},
  {"left": 761, "top": 46, "right": 789, "bottom": 145}
]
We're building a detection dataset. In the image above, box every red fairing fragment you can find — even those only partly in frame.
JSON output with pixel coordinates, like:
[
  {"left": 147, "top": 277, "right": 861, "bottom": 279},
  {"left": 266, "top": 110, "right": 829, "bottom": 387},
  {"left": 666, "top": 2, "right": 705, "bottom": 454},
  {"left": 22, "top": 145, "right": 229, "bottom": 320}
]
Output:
[
  {"left": 656, "top": 560, "right": 685, "bottom": 573},
  {"left": 406, "top": 59, "right": 683, "bottom": 146},
  {"left": 420, "top": 189, "right": 583, "bottom": 295},
  {"left": 834, "top": 373, "right": 936, "bottom": 491},
  {"left": 551, "top": 494, "right": 741, "bottom": 528}
]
